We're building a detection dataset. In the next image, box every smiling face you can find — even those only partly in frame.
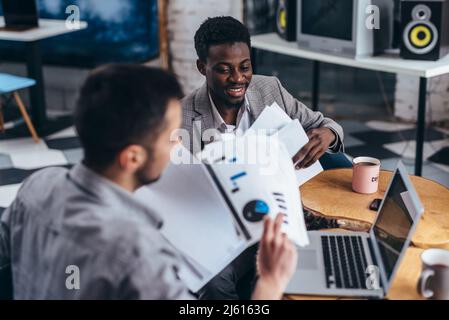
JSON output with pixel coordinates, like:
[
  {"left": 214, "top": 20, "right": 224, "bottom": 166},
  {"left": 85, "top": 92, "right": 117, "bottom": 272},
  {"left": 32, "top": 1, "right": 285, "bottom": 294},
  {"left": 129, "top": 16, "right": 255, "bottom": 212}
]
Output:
[{"left": 197, "top": 42, "right": 253, "bottom": 109}]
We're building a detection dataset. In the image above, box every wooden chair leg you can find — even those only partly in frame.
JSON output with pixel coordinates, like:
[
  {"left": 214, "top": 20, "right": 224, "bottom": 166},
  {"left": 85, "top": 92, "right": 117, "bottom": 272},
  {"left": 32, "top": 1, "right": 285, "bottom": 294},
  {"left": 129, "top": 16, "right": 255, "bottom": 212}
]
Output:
[
  {"left": 13, "top": 92, "right": 39, "bottom": 143},
  {"left": 0, "top": 99, "right": 4, "bottom": 133}
]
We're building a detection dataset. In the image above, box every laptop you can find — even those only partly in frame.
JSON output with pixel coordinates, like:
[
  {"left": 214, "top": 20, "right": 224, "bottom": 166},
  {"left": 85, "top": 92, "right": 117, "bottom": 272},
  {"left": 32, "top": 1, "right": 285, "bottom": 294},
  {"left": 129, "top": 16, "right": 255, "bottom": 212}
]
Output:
[
  {"left": 286, "top": 161, "right": 424, "bottom": 298},
  {"left": 1, "top": 0, "right": 39, "bottom": 31}
]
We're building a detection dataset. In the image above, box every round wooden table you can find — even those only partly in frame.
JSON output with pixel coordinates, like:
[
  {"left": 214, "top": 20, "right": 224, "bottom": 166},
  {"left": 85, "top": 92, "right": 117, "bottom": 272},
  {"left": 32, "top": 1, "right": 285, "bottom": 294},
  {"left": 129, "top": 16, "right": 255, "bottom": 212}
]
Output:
[
  {"left": 301, "top": 169, "right": 449, "bottom": 250},
  {"left": 287, "top": 169, "right": 449, "bottom": 300}
]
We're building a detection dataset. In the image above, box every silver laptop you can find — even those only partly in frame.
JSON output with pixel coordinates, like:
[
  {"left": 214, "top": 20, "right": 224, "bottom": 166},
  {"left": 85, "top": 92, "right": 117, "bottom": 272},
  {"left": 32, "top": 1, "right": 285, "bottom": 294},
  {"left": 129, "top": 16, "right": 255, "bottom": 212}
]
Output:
[{"left": 286, "top": 161, "right": 424, "bottom": 298}]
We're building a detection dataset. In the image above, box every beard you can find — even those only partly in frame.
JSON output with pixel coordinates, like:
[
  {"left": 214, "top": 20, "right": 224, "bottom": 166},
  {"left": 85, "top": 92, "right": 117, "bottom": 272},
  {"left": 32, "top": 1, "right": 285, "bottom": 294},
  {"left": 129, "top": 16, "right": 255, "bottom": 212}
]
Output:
[
  {"left": 224, "top": 100, "right": 245, "bottom": 109},
  {"left": 137, "top": 173, "right": 161, "bottom": 186},
  {"left": 135, "top": 156, "right": 161, "bottom": 187}
]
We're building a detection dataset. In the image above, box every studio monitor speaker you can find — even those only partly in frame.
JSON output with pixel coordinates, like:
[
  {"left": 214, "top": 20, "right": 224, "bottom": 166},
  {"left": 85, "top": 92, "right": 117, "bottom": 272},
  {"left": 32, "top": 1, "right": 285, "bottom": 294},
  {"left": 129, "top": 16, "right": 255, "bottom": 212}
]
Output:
[
  {"left": 400, "top": 0, "right": 449, "bottom": 60},
  {"left": 276, "top": 0, "right": 297, "bottom": 41}
]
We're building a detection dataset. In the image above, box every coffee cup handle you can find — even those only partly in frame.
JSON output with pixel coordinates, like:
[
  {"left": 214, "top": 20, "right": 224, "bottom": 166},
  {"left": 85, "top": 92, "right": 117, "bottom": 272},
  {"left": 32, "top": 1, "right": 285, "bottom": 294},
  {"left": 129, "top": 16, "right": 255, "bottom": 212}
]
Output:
[{"left": 418, "top": 269, "right": 435, "bottom": 299}]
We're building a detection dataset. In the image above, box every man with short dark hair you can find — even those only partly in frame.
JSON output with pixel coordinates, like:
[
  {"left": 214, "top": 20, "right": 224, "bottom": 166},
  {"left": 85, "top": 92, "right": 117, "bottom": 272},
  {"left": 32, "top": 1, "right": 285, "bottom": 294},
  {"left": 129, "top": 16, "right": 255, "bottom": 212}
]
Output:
[
  {"left": 183, "top": 16, "right": 344, "bottom": 168},
  {"left": 182, "top": 16, "right": 346, "bottom": 300},
  {"left": 0, "top": 64, "right": 297, "bottom": 299}
]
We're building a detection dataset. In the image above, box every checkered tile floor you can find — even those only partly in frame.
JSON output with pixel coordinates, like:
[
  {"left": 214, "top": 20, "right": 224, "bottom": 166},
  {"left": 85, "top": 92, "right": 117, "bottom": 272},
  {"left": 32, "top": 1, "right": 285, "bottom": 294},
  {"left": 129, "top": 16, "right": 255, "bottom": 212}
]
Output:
[
  {"left": 342, "top": 120, "right": 449, "bottom": 185},
  {"left": 0, "top": 121, "right": 82, "bottom": 214},
  {"left": 1, "top": 119, "right": 448, "bottom": 215}
]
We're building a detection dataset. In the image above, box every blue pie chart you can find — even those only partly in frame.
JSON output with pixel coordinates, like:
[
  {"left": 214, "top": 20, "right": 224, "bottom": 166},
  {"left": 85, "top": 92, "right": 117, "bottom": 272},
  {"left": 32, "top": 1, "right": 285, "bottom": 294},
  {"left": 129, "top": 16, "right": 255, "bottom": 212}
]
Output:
[{"left": 243, "top": 200, "right": 270, "bottom": 222}]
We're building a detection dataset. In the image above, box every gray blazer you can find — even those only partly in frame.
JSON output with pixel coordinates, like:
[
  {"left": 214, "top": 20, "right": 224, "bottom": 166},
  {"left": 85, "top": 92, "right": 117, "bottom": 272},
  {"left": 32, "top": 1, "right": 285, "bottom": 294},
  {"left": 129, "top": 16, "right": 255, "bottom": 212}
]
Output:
[{"left": 181, "top": 75, "right": 344, "bottom": 154}]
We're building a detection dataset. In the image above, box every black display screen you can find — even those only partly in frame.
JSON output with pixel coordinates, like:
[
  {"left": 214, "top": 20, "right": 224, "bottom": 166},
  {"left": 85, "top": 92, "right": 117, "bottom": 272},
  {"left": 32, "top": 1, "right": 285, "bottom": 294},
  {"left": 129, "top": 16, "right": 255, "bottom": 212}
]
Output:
[
  {"left": 301, "top": 0, "right": 354, "bottom": 41},
  {"left": 1, "top": 0, "right": 38, "bottom": 26},
  {"left": 373, "top": 173, "right": 414, "bottom": 281}
]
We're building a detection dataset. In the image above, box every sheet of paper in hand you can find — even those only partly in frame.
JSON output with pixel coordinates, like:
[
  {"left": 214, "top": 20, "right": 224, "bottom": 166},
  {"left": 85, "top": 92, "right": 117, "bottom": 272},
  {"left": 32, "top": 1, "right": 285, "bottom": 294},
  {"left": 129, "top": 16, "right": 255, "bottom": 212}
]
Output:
[
  {"left": 245, "top": 102, "right": 323, "bottom": 186},
  {"left": 200, "top": 134, "right": 309, "bottom": 247}
]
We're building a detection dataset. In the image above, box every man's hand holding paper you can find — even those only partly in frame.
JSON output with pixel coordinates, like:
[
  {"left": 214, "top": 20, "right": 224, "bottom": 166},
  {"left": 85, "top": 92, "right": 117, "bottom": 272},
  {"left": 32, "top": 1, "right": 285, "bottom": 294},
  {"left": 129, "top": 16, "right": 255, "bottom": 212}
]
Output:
[
  {"left": 293, "top": 127, "right": 337, "bottom": 169},
  {"left": 245, "top": 102, "right": 324, "bottom": 186}
]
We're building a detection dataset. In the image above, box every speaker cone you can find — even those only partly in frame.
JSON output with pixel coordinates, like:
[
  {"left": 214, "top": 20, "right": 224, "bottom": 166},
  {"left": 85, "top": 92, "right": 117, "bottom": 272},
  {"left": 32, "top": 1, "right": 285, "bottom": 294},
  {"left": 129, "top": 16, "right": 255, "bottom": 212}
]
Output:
[
  {"left": 276, "top": 0, "right": 287, "bottom": 34},
  {"left": 403, "top": 20, "right": 438, "bottom": 54}
]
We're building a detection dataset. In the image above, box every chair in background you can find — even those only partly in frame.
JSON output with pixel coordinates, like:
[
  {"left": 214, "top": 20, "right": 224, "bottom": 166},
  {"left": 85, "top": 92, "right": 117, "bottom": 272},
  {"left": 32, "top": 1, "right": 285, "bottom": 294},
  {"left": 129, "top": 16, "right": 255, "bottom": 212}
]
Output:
[{"left": 0, "top": 73, "right": 39, "bottom": 143}]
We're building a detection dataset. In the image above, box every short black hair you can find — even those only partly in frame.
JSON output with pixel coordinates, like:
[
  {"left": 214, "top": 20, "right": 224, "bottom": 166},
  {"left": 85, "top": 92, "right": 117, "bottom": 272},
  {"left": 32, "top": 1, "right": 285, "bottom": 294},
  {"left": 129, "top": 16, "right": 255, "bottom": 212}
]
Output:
[
  {"left": 75, "top": 64, "right": 183, "bottom": 169},
  {"left": 194, "top": 16, "right": 251, "bottom": 62}
]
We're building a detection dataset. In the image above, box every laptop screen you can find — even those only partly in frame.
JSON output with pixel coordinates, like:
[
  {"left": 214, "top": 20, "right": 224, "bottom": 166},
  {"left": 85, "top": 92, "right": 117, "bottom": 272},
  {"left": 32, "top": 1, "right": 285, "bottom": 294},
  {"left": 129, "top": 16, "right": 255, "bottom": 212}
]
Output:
[{"left": 373, "top": 171, "right": 414, "bottom": 282}]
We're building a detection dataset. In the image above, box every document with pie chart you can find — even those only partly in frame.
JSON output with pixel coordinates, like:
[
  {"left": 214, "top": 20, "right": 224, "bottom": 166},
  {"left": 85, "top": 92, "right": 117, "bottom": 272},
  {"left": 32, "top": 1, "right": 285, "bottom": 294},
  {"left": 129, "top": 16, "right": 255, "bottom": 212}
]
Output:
[{"left": 136, "top": 137, "right": 309, "bottom": 293}]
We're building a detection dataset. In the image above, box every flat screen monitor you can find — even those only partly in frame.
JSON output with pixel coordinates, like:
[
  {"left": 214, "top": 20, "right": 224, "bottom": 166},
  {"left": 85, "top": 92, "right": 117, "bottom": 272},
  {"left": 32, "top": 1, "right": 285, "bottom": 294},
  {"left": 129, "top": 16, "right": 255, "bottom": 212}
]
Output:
[
  {"left": 1, "top": 0, "right": 39, "bottom": 29},
  {"left": 301, "top": 0, "right": 353, "bottom": 41},
  {"left": 297, "top": 0, "right": 374, "bottom": 57}
]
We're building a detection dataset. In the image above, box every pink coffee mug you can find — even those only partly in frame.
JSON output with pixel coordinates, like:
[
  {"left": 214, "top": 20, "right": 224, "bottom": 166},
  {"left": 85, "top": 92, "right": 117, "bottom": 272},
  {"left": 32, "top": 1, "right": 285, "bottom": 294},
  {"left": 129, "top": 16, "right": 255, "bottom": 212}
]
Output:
[{"left": 352, "top": 157, "right": 381, "bottom": 194}]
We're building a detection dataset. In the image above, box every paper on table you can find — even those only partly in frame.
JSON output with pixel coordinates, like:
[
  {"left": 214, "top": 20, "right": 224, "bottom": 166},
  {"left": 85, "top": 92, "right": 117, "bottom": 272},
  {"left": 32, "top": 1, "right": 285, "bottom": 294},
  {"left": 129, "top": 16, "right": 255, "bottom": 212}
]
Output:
[{"left": 245, "top": 103, "right": 323, "bottom": 186}]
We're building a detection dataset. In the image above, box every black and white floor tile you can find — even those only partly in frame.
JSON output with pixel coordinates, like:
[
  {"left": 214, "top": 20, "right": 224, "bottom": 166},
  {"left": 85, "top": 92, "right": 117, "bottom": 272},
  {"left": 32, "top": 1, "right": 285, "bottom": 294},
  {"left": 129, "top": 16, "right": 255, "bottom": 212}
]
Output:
[
  {"left": 342, "top": 120, "right": 449, "bottom": 186},
  {"left": 0, "top": 120, "right": 448, "bottom": 214},
  {"left": 0, "top": 122, "right": 82, "bottom": 213}
]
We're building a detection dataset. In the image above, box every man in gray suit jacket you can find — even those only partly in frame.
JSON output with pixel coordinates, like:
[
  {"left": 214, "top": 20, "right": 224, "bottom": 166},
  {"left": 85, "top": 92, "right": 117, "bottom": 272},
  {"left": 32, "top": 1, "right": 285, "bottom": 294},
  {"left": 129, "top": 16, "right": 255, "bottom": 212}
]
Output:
[
  {"left": 181, "top": 16, "right": 346, "bottom": 299},
  {"left": 182, "top": 16, "right": 344, "bottom": 170}
]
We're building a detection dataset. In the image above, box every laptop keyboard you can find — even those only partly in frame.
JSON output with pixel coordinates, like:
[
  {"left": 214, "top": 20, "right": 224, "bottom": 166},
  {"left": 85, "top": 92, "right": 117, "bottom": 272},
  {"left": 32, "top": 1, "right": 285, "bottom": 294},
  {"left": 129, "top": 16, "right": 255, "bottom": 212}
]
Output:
[{"left": 322, "top": 235, "right": 369, "bottom": 290}]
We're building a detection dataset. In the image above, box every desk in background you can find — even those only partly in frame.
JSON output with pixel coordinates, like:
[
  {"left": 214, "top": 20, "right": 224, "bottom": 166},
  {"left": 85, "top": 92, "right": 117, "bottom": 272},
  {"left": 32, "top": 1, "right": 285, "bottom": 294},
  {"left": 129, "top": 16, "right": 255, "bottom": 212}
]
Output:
[
  {"left": 251, "top": 33, "right": 449, "bottom": 177},
  {"left": 286, "top": 169, "right": 449, "bottom": 300},
  {"left": 0, "top": 18, "right": 87, "bottom": 132}
]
